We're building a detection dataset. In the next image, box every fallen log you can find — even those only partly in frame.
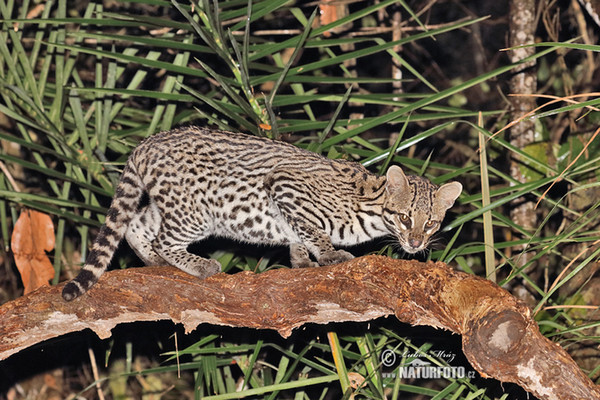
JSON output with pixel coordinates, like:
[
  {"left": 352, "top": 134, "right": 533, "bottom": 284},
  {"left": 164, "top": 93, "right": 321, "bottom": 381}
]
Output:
[{"left": 0, "top": 255, "right": 598, "bottom": 399}]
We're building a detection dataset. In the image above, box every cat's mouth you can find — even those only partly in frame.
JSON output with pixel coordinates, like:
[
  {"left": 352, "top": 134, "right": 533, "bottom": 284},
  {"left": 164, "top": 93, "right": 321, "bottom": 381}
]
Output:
[{"left": 399, "top": 237, "right": 427, "bottom": 254}]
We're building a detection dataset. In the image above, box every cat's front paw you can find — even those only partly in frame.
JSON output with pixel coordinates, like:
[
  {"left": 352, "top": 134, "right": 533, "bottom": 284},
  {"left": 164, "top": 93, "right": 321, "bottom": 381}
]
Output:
[
  {"left": 318, "top": 250, "right": 354, "bottom": 266},
  {"left": 290, "top": 243, "right": 319, "bottom": 268},
  {"left": 292, "top": 259, "right": 320, "bottom": 269}
]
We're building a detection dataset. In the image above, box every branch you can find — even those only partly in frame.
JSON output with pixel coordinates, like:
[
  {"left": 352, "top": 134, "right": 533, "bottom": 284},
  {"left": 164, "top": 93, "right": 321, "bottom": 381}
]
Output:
[{"left": 0, "top": 255, "right": 598, "bottom": 399}]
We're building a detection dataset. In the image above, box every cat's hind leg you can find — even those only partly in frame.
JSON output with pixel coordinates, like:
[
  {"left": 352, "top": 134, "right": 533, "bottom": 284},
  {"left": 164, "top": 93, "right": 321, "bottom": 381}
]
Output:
[
  {"left": 125, "top": 202, "right": 169, "bottom": 266},
  {"left": 143, "top": 155, "right": 221, "bottom": 279},
  {"left": 151, "top": 220, "right": 221, "bottom": 279}
]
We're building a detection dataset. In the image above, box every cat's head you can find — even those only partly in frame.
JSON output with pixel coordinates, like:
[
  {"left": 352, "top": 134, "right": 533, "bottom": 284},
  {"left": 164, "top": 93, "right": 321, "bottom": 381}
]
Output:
[{"left": 382, "top": 166, "right": 462, "bottom": 254}]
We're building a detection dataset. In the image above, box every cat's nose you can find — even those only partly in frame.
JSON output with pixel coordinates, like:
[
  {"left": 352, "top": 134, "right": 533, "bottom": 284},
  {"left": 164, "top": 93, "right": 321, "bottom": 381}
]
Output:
[{"left": 409, "top": 239, "right": 422, "bottom": 249}]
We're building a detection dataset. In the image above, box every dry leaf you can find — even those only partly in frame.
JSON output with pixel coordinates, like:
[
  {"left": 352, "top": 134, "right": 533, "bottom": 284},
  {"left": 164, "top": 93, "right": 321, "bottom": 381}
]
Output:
[
  {"left": 13, "top": 3, "right": 45, "bottom": 32},
  {"left": 347, "top": 372, "right": 366, "bottom": 389},
  {"left": 11, "top": 209, "right": 55, "bottom": 294},
  {"left": 318, "top": 0, "right": 350, "bottom": 37}
]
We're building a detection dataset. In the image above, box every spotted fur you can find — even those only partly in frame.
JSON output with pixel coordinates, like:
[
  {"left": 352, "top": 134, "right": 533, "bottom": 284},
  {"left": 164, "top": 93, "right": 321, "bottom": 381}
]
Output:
[{"left": 62, "top": 127, "right": 462, "bottom": 301}]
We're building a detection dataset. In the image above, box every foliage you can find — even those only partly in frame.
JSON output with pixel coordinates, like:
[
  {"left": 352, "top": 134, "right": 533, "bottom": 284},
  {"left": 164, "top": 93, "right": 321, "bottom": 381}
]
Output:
[{"left": 0, "top": 0, "right": 599, "bottom": 398}]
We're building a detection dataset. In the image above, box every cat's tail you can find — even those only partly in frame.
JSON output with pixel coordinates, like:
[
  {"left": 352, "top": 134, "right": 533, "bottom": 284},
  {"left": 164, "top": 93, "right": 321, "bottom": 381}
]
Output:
[{"left": 62, "top": 162, "right": 144, "bottom": 301}]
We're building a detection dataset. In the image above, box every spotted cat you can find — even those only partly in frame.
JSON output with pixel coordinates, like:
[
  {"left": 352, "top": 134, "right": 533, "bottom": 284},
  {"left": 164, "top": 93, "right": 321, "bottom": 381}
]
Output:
[{"left": 62, "top": 127, "right": 462, "bottom": 300}]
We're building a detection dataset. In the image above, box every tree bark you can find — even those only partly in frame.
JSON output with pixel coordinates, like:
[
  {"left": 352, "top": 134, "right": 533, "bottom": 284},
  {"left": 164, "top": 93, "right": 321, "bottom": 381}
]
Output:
[
  {"left": 0, "top": 255, "right": 598, "bottom": 399},
  {"left": 508, "top": 0, "right": 538, "bottom": 255}
]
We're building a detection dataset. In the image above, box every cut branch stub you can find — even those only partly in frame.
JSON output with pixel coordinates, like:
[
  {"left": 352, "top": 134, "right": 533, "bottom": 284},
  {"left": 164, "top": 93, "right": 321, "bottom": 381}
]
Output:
[{"left": 0, "top": 255, "right": 598, "bottom": 400}]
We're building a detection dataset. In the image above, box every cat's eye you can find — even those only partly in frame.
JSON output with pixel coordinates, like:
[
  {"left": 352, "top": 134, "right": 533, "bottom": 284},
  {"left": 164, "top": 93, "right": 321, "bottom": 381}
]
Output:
[
  {"left": 396, "top": 213, "right": 411, "bottom": 228},
  {"left": 424, "top": 220, "right": 437, "bottom": 230}
]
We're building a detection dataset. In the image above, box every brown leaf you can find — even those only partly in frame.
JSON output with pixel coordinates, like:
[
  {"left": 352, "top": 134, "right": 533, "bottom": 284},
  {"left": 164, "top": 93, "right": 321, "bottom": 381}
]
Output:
[
  {"left": 11, "top": 209, "right": 55, "bottom": 294},
  {"left": 318, "top": 0, "right": 350, "bottom": 37},
  {"left": 347, "top": 372, "right": 365, "bottom": 389}
]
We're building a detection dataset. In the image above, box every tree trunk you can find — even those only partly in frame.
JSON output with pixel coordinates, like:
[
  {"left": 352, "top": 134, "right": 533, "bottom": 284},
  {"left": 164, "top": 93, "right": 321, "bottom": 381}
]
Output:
[
  {"left": 509, "top": 0, "right": 538, "bottom": 217},
  {"left": 0, "top": 255, "right": 598, "bottom": 399},
  {"left": 507, "top": 0, "right": 540, "bottom": 304}
]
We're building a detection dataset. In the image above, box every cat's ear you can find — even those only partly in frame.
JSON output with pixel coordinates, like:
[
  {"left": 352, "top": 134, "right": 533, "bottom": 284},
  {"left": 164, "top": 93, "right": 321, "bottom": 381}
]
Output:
[
  {"left": 436, "top": 181, "right": 462, "bottom": 209},
  {"left": 386, "top": 165, "right": 409, "bottom": 194}
]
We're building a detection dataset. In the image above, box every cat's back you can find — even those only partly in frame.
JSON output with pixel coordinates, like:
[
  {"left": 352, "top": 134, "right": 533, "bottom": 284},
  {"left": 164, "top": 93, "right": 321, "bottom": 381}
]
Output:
[
  {"left": 132, "top": 126, "right": 320, "bottom": 162},
  {"left": 130, "top": 126, "right": 368, "bottom": 180}
]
